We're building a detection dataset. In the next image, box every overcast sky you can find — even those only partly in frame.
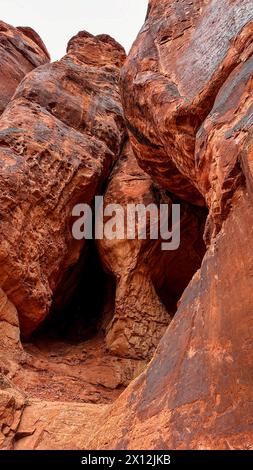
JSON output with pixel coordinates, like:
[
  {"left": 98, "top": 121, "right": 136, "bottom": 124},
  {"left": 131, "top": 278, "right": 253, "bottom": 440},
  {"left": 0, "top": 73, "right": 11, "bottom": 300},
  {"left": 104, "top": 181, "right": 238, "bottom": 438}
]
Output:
[{"left": 0, "top": 0, "right": 148, "bottom": 60}]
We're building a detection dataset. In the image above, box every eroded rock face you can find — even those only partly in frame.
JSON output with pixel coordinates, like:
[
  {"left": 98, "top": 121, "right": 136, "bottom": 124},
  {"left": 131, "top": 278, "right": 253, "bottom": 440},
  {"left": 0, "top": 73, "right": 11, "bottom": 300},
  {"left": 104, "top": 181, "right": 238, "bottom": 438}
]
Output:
[
  {"left": 196, "top": 53, "right": 253, "bottom": 242},
  {"left": 97, "top": 142, "right": 170, "bottom": 359},
  {"left": 0, "top": 376, "right": 25, "bottom": 450},
  {"left": 121, "top": 0, "right": 253, "bottom": 206},
  {"left": 0, "top": 288, "right": 21, "bottom": 352},
  {"left": 16, "top": 27, "right": 51, "bottom": 60},
  {"left": 88, "top": 190, "right": 253, "bottom": 450},
  {"left": 87, "top": 1, "right": 253, "bottom": 450},
  {"left": 97, "top": 142, "right": 205, "bottom": 359},
  {"left": 1, "top": 0, "right": 253, "bottom": 451},
  {"left": 11, "top": 334, "right": 146, "bottom": 404},
  {"left": 0, "top": 32, "right": 126, "bottom": 338},
  {"left": 15, "top": 400, "right": 108, "bottom": 450},
  {"left": 0, "top": 21, "right": 49, "bottom": 115}
]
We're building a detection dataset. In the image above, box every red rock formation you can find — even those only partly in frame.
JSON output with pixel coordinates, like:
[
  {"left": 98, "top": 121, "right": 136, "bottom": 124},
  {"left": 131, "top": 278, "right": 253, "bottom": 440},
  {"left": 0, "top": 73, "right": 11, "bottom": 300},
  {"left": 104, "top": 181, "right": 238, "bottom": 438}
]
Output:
[
  {"left": 11, "top": 334, "right": 145, "bottom": 405},
  {"left": 87, "top": 0, "right": 253, "bottom": 450},
  {"left": 0, "top": 376, "right": 25, "bottom": 450},
  {"left": 89, "top": 191, "right": 253, "bottom": 450},
  {"left": 97, "top": 142, "right": 171, "bottom": 359},
  {"left": 121, "top": 0, "right": 253, "bottom": 206},
  {"left": 97, "top": 141, "right": 205, "bottom": 359},
  {"left": 0, "top": 21, "right": 49, "bottom": 115},
  {"left": 16, "top": 27, "right": 50, "bottom": 60},
  {"left": 1, "top": 0, "right": 253, "bottom": 452},
  {"left": 196, "top": 54, "right": 253, "bottom": 242},
  {"left": 15, "top": 400, "right": 108, "bottom": 450},
  {"left": 0, "top": 32, "right": 126, "bottom": 338},
  {"left": 0, "top": 288, "right": 21, "bottom": 352}
]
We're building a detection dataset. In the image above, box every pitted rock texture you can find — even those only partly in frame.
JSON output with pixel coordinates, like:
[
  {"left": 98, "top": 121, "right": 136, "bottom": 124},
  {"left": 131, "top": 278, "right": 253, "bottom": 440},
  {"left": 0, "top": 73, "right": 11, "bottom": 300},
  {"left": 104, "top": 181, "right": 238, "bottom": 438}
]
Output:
[
  {"left": 1, "top": 0, "right": 253, "bottom": 450},
  {"left": 0, "top": 21, "right": 49, "bottom": 115},
  {"left": 0, "top": 375, "right": 25, "bottom": 450},
  {"left": 121, "top": 0, "right": 253, "bottom": 206},
  {"left": 88, "top": 190, "right": 253, "bottom": 450},
  {"left": 0, "top": 288, "right": 21, "bottom": 352},
  {"left": 0, "top": 31, "right": 126, "bottom": 338},
  {"left": 97, "top": 141, "right": 205, "bottom": 359},
  {"left": 97, "top": 142, "right": 170, "bottom": 359},
  {"left": 87, "top": 0, "right": 253, "bottom": 450}
]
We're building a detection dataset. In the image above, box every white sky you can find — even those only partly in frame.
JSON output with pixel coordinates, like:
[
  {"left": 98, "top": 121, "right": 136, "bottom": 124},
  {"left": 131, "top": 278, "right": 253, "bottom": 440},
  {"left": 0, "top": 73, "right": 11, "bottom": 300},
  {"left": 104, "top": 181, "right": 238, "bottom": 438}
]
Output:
[{"left": 0, "top": 0, "right": 148, "bottom": 60}]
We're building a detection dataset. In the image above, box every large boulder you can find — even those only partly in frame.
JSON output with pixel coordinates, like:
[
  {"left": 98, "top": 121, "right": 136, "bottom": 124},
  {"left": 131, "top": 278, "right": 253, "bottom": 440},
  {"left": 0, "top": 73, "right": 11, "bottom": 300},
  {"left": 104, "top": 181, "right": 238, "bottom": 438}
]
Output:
[
  {"left": 121, "top": 0, "right": 253, "bottom": 206},
  {"left": 0, "top": 31, "right": 126, "bottom": 337},
  {"left": 0, "top": 21, "right": 49, "bottom": 114}
]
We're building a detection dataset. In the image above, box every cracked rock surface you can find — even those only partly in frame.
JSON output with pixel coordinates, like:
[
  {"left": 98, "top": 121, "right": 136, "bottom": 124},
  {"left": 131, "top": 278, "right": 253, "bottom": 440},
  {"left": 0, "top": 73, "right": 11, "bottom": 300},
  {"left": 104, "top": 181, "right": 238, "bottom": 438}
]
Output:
[{"left": 0, "top": 0, "right": 253, "bottom": 450}]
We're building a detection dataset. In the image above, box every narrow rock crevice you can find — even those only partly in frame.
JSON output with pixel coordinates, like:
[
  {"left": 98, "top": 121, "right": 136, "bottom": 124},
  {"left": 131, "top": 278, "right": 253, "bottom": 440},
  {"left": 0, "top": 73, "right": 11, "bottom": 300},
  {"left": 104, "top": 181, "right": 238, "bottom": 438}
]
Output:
[{"left": 33, "top": 241, "right": 112, "bottom": 343}]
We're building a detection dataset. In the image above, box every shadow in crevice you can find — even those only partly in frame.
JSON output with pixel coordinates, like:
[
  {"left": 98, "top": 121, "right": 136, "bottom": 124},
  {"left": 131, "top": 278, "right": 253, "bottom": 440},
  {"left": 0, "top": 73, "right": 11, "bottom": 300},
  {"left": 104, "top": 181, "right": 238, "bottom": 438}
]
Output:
[{"left": 31, "top": 241, "right": 116, "bottom": 344}]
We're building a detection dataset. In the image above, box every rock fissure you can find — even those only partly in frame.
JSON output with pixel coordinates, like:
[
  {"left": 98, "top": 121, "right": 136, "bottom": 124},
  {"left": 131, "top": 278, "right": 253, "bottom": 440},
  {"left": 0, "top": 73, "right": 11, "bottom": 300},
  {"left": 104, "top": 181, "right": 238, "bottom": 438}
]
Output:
[{"left": 0, "top": 1, "right": 253, "bottom": 450}]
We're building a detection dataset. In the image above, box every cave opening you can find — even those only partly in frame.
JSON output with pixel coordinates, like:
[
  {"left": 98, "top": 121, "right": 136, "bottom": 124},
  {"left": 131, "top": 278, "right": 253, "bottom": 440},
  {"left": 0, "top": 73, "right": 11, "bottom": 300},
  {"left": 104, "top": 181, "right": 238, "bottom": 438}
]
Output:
[
  {"left": 16, "top": 205, "right": 208, "bottom": 405},
  {"left": 27, "top": 203, "right": 208, "bottom": 350},
  {"left": 30, "top": 241, "right": 116, "bottom": 345}
]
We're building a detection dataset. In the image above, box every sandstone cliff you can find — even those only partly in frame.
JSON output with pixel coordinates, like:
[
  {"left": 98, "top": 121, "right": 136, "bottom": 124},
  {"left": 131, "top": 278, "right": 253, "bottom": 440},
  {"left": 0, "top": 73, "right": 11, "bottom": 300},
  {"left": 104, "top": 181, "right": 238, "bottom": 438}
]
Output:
[
  {"left": 0, "top": 0, "right": 253, "bottom": 451},
  {"left": 88, "top": 0, "right": 253, "bottom": 450}
]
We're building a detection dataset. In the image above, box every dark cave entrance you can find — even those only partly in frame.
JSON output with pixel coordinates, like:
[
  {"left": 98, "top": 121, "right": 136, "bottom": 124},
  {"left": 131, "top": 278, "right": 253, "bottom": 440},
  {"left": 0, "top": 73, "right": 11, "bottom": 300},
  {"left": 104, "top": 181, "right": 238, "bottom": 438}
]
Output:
[
  {"left": 30, "top": 241, "right": 116, "bottom": 345},
  {"left": 28, "top": 201, "right": 208, "bottom": 349},
  {"left": 151, "top": 202, "right": 208, "bottom": 317}
]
